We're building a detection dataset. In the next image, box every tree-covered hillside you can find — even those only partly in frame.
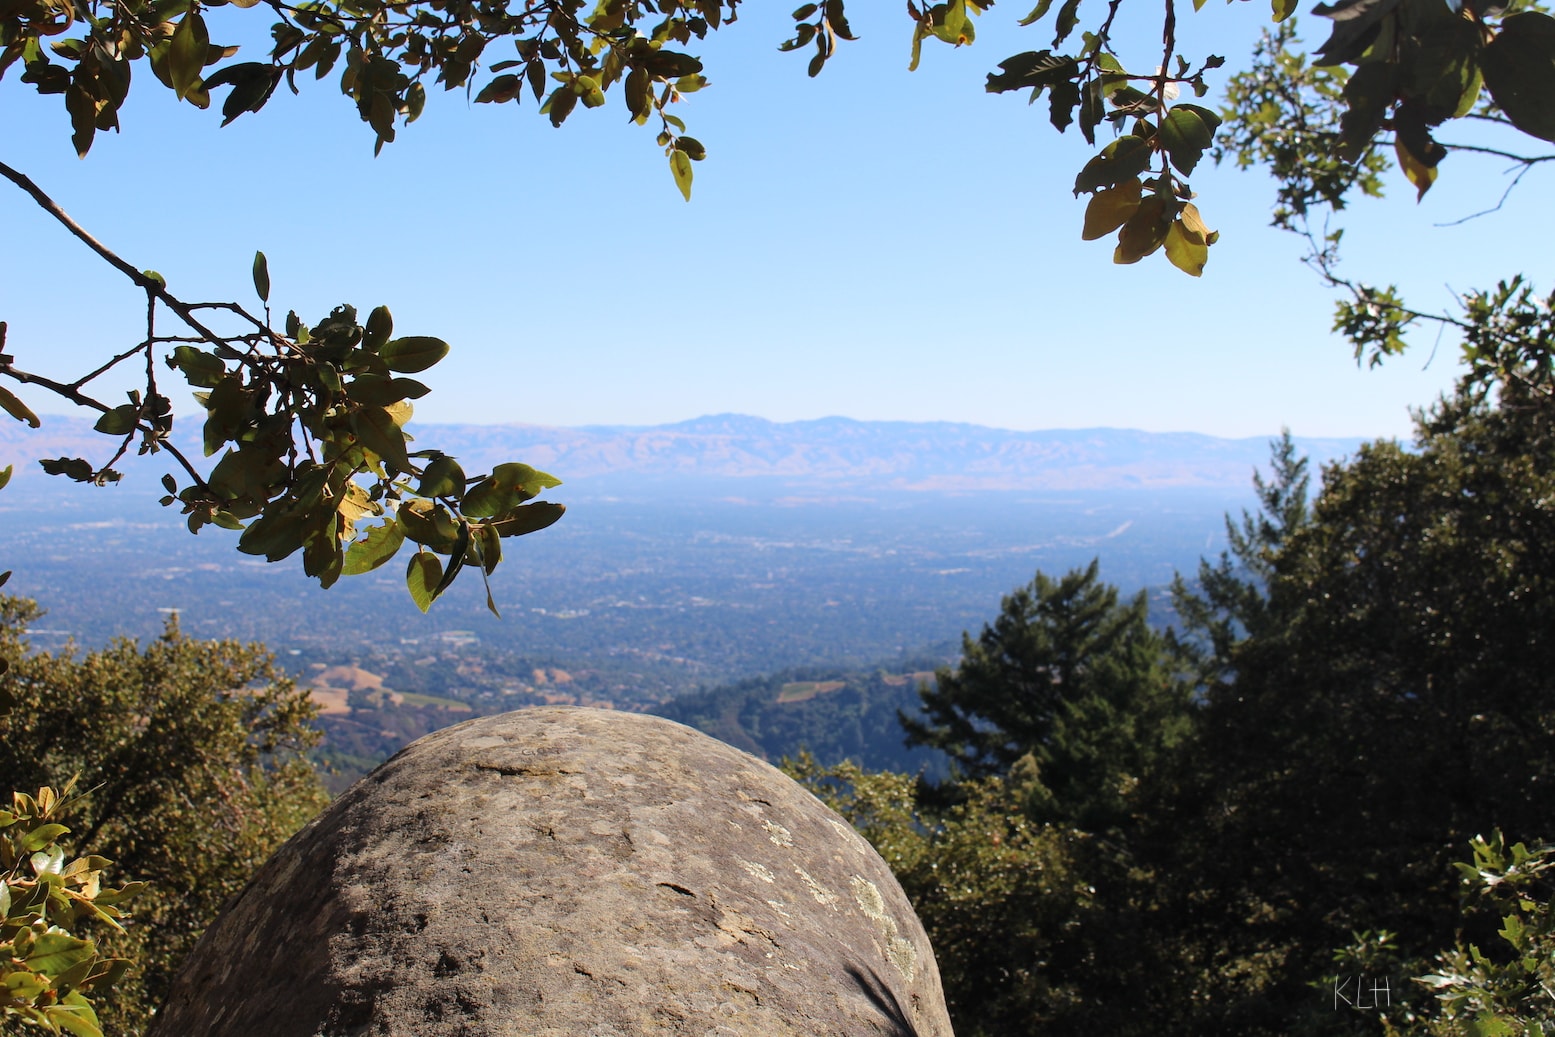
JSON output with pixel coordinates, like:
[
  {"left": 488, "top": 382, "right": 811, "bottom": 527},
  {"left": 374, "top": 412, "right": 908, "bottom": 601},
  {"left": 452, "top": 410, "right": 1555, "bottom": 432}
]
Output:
[
  {"left": 793, "top": 324, "right": 1555, "bottom": 1037},
  {"left": 652, "top": 661, "right": 952, "bottom": 777}
]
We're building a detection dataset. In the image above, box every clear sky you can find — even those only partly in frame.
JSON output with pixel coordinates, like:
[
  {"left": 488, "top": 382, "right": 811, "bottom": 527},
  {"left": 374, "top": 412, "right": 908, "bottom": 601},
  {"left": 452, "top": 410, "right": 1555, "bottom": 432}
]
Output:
[{"left": 3, "top": 0, "right": 1551, "bottom": 441}]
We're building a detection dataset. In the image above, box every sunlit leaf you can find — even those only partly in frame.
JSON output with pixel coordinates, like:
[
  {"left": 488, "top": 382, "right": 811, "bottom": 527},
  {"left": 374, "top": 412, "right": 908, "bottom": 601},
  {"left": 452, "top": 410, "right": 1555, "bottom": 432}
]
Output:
[
  {"left": 379, "top": 336, "right": 449, "bottom": 373},
  {"left": 406, "top": 549, "right": 441, "bottom": 612},
  {"left": 342, "top": 520, "right": 404, "bottom": 574},
  {"left": 670, "top": 149, "right": 694, "bottom": 201},
  {"left": 462, "top": 462, "right": 562, "bottom": 517},
  {"left": 1164, "top": 220, "right": 1209, "bottom": 275},
  {"left": 0, "top": 386, "right": 41, "bottom": 428}
]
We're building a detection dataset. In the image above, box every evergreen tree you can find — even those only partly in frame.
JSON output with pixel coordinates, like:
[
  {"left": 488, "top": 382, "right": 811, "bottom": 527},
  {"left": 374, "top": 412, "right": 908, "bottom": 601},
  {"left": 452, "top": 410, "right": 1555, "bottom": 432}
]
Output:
[{"left": 902, "top": 560, "right": 1191, "bottom": 830}]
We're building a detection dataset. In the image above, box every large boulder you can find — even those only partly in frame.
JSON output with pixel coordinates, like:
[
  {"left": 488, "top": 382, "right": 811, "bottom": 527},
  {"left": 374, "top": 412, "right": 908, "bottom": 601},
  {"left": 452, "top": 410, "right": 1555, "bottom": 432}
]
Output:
[{"left": 150, "top": 707, "right": 954, "bottom": 1036}]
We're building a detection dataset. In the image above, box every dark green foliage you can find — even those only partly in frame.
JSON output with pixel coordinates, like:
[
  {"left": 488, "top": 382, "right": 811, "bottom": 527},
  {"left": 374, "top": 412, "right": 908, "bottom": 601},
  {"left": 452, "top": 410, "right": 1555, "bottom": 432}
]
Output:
[
  {"left": 0, "top": 599, "right": 329, "bottom": 1035},
  {"left": 903, "top": 560, "right": 1192, "bottom": 830},
  {"left": 1170, "top": 428, "right": 1310, "bottom": 685},
  {"left": 1131, "top": 346, "right": 1555, "bottom": 1034},
  {"left": 787, "top": 756, "right": 1103, "bottom": 1037}
]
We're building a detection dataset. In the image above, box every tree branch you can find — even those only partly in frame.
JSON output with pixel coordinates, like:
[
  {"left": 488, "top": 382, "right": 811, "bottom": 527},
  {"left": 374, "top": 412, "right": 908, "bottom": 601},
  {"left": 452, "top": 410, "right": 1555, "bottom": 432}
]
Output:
[{"left": 0, "top": 160, "right": 271, "bottom": 357}]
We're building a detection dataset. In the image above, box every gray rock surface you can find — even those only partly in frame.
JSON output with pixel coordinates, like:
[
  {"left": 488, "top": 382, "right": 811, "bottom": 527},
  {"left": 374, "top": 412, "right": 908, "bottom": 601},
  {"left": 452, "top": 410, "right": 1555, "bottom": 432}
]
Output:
[{"left": 150, "top": 707, "right": 954, "bottom": 1036}]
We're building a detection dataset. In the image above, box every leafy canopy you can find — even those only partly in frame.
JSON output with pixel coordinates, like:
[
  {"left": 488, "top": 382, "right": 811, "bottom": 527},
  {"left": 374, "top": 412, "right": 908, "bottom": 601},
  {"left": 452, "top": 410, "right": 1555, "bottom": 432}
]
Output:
[
  {"left": 1, "top": 780, "right": 144, "bottom": 1037},
  {"left": 0, "top": 598, "right": 330, "bottom": 1034}
]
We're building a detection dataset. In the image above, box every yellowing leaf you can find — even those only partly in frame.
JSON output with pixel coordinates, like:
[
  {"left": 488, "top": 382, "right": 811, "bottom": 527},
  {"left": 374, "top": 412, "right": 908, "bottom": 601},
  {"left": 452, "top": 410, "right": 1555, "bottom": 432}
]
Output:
[
  {"left": 1164, "top": 220, "right": 1210, "bottom": 276},
  {"left": 1178, "top": 201, "right": 1212, "bottom": 241},
  {"left": 1394, "top": 136, "right": 1438, "bottom": 201},
  {"left": 670, "top": 149, "right": 694, "bottom": 201},
  {"left": 1081, "top": 179, "right": 1143, "bottom": 241},
  {"left": 0, "top": 385, "right": 40, "bottom": 428}
]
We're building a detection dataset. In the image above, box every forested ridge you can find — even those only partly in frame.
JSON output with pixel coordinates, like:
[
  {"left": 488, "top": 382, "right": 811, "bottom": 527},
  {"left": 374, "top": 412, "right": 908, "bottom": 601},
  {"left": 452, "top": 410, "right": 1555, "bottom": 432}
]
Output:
[{"left": 786, "top": 345, "right": 1555, "bottom": 1036}]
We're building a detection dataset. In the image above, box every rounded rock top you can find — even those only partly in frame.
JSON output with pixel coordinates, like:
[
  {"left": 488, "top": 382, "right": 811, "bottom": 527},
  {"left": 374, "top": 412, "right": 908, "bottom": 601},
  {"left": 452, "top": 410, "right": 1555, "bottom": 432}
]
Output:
[{"left": 150, "top": 706, "right": 955, "bottom": 1037}]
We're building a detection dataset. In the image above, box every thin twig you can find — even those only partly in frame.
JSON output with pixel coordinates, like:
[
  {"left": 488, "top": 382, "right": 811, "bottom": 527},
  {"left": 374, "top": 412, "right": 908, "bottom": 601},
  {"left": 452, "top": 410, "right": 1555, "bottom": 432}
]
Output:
[{"left": 0, "top": 160, "right": 265, "bottom": 357}]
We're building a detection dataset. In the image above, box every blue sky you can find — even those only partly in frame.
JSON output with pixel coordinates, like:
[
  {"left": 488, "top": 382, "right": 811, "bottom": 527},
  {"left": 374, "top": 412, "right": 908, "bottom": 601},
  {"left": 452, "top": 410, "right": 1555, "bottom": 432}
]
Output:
[{"left": 3, "top": 0, "right": 1551, "bottom": 440}]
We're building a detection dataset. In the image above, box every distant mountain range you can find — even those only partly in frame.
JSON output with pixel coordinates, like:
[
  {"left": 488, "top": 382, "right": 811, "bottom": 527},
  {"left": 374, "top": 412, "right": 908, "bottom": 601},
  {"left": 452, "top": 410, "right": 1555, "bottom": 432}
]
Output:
[{"left": 0, "top": 413, "right": 1368, "bottom": 492}]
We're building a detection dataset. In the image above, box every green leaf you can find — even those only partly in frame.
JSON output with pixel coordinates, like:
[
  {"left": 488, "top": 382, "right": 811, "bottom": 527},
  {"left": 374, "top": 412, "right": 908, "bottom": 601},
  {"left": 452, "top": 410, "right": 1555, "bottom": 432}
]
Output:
[
  {"left": 1272, "top": 0, "right": 1297, "bottom": 21},
  {"left": 1081, "top": 178, "right": 1142, "bottom": 240},
  {"left": 545, "top": 84, "right": 579, "bottom": 125},
  {"left": 461, "top": 462, "right": 563, "bottom": 517},
  {"left": 0, "top": 385, "right": 41, "bottom": 428},
  {"left": 24, "top": 931, "right": 93, "bottom": 976},
  {"left": 379, "top": 336, "right": 449, "bottom": 373},
  {"left": 474, "top": 73, "right": 522, "bottom": 103},
  {"left": 237, "top": 508, "right": 305, "bottom": 561},
  {"left": 418, "top": 455, "right": 467, "bottom": 498},
  {"left": 342, "top": 519, "right": 405, "bottom": 575},
  {"left": 1483, "top": 12, "right": 1555, "bottom": 142},
  {"left": 675, "top": 136, "right": 707, "bottom": 161},
  {"left": 1073, "top": 135, "right": 1152, "bottom": 194},
  {"left": 21, "top": 823, "right": 70, "bottom": 851},
  {"left": 625, "top": 67, "right": 651, "bottom": 119},
  {"left": 489, "top": 501, "right": 567, "bottom": 537},
  {"left": 1158, "top": 104, "right": 1221, "bottom": 175},
  {"left": 575, "top": 74, "right": 606, "bottom": 107},
  {"left": 168, "top": 346, "right": 226, "bottom": 389},
  {"left": 46, "top": 1001, "right": 103, "bottom": 1037},
  {"left": 351, "top": 407, "right": 413, "bottom": 472},
  {"left": 396, "top": 499, "right": 461, "bottom": 551},
  {"left": 168, "top": 10, "right": 210, "bottom": 102},
  {"left": 670, "top": 149, "right": 694, "bottom": 201},
  {"left": 1312, "top": 0, "right": 1403, "bottom": 65},
  {"left": 252, "top": 251, "right": 270, "bottom": 302},
  {"left": 92, "top": 404, "right": 139, "bottom": 436},
  {"left": 476, "top": 522, "right": 502, "bottom": 574},
  {"left": 1019, "top": 0, "right": 1054, "bottom": 25},
  {"left": 406, "top": 550, "right": 442, "bottom": 612},
  {"left": 1408, "top": 19, "right": 1483, "bottom": 119},
  {"left": 431, "top": 521, "right": 470, "bottom": 600},
  {"left": 346, "top": 374, "right": 431, "bottom": 406},
  {"left": 362, "top": 306, "right": 393, "bottom": 352},
  {"left": 0, "top": 465, "right": 11, "bottom": 491}
]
